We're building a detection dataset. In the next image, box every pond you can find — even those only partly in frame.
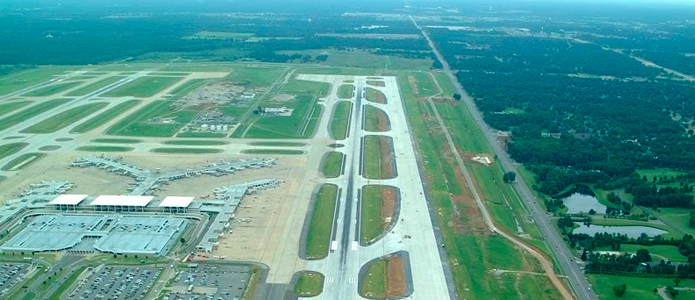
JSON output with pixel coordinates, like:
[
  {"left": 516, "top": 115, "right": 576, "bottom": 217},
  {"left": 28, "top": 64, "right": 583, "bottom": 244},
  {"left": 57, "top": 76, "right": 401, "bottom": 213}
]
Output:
[
  {"left": 573, "top": 223, "right": 668, "bottom": 238},
  {"left": 560, "top": 188, "right": 607, "bottom": 214}
]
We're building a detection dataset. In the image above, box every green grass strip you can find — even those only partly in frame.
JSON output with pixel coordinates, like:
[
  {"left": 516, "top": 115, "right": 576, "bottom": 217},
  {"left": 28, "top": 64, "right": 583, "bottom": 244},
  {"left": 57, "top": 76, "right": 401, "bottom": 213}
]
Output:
[
  {"left": 102, "top": 76, "right": 183, "bottom": 97},
  {"left": 330, "top": 101, "right": 351, "bottom": 140},
  {"left": 322, "top": 152, "right": 343, "bottom": 178},
  {"left": 21, "top": 102, "right": 108, "bottom": 133},
  {"left": 337, "top": 84, "right": 355, "bottom": 99},
  {"left": 241, "top": 149, "right": 304, "bottom": 155},
  {"left": 151, "top": 148, "right": 222, "bottom": 154},
  {"left": 66, "top": 76, "right": 125, "bottom": 96},
  {"left": 71, "top": 100, "right": 141, "bottom": 133},
  {"left": 76, "top": 146, "right": 134, "bottom": 152},
  {"left": 306, "top": 184, "right": 338, "bottom": 260},
  {"left": 23, "top": 81, "right": 81, "bottom": 97},
  {"left": 0, "top": 143, "right": 28, "bottom": 160},
  {"left": 293, "top": 271, "right": 324, "bottom": 297},
  {"left": 163, "top": 140, "right": 227, "bottom": 146},
  {"left": 248, "top": 142, "right": 306, "bottom": 147},
  {"left": 2, "top": 153, "right": 46, "bottom": 171},
  {"left": 91, "top": 138, "right": 142, "bottom": 144},
  {"left": 0, "top": 98, "right": 72, "bottom": 132},
  {"left": 0, "top": 101, "right": 32, "bottom": 117}
]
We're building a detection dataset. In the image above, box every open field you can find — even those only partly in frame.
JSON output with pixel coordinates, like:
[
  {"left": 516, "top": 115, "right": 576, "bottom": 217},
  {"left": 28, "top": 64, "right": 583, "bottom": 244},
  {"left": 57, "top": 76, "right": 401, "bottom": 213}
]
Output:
[
  {"left": 226, "top": 66, "right": 285, "bottom": 88},
  {"left": 21, "top": 102, "right": 108, "bottom": 133},
  {"left": 588, "top": 274, "right": 695, "bottom": 300},
  {"left": 70, "top": 100, "right": 141, "bottom": 133},
  {"left": 337, "top": 84, "right": 355, "bottom": 99},
  {"left": 245, "top": 95, "right": 320, "bottom": 139},
  {"left": 365, "top": 87, "right": 387, "bottom": 104},
  {"left": 407, "top": 72, "right": 438, "bottom": 98},
  {"left": 0, "top": 99, "right": 72, "bottom": 132},
  {"left": 364, "top": 105, "right": 390, "bottom": 132},
  {"left": 66, "top": 76, "right": 125, "bottom": 96},
  {"left": 1, "top": 153, "right": 46, "bottom": 171},
  {"left": 322, "top": 151, "right": 343, "bottom": 178},
  {"left": 360, "top": 185, "right": 398, "bottom": 244},
  {"left": 305, "top": 184, "right": 338, "bottom": 260},
  {"left": 596, "top": 244, "right": 687, "bottom": 262},
  {"left": 102, "top": 76, "right": 183, "bottom": 97},
  {"left": 293, "top": 271, "right": 324, "bottom": 297},
  {"left": 76, "top": 146, "right": 134, "bottom": 152},
  {"left": 151, "top": 147, "right": 223, "bottom": 154},
  {"left": 0, "top": 101, "right": 31, "bottom": 117},
  {"left": 330, "top": 101, "right": 351, "bottom": 140},
  {"left": 0, "top": 67, "right": 78, "bottom": 96},
  {"left": 107, "top": 100, "right": 195, "bottom": 137},
  {"left": 23, "top": 81, "right": 81, "bottom": 97},
  {"left": 360, "top": 259, "right": 386, "bottom": 298},
  {"left": 362, "top": 135, "right": 395, "bottom": 180}
]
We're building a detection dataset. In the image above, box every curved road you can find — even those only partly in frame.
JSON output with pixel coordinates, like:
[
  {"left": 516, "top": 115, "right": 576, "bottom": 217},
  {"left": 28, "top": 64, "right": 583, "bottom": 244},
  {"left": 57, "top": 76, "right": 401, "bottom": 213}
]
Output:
[{"left": 412, "top": 16, "right": 599, "bottom": 300}]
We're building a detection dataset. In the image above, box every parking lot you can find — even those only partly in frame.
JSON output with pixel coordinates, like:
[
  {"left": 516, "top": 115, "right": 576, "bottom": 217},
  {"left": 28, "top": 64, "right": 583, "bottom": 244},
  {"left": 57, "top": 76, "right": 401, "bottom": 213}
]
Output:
[
  {"left": 0, "top": 263, "right": 30, "bottom": 296},
  {"left": 163, "top": 265, "right": 251, "bottom": 300},
  {"left": 66, "top": 265, "right": 162, "bottom": 300}
]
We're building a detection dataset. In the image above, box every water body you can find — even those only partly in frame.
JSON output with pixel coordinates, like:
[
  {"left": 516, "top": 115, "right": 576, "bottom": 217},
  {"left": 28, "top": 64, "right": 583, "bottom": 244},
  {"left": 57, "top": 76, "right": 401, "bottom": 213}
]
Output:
[
  {"left": 561, "top": 191, "right": 607, "bottom": 214},
  {"left": 574, "top": 223, "right": 667, "bottom": 238}
]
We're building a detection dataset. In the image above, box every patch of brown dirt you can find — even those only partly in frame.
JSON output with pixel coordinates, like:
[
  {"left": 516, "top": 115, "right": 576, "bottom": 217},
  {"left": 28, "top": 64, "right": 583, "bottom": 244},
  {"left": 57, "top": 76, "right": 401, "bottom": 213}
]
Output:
[
  {"left": 380, "top": 187, "right": 396, "bottom": 226},
  {"left": 376, "top": 90, "right": 387, "bottom": 104},
  {"left": 367, "top": 80, "right": 386, "bottom": 87},
  {"left": 408, "top": 76, "right": 420, "bottom": 96},
  {"left": 378, "top": 136, "right": 394, "bottom": 178},
  {"left": 376, "top": 109, "right": 390, "bottom": 131},
  {"left": 385, "top": 256, "right": 406, "bottom": 298}
]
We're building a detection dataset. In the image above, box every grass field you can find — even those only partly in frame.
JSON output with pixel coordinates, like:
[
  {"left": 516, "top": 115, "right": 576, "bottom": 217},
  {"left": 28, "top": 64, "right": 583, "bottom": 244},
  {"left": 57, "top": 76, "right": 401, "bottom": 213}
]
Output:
[
  {"left": 305, "top": 184, "right": 338, "bottom": 260},
  {"left": 0, "top": 98, "right": 72, "bottom": 132},
  {"left": 107, "top": 100, "right": 196, "bottom": 137},
  {"left": 2, "top": 153, "right": 46, "bottom": 171},
  {"left": 0, "top": 101, "right": 31, "bottom": 117},
  {"left": 163, "top": 140, "right": 227, "bottom": 146},
  {"left": 360, "top": 259, "right": 387, "bottom": 298},
  {"left": 92, "top": 138, "right": 142, "bottom": 144},
  {"left": 151, "top": 148, "right": 223, "bottom": 154},
  {"left": 362, "top": 135, "right": 395, "bottom": 180},
  {"left": 102, "top": 76, "right": 183, "bottom": 97},
  {"left": 241, "top": 149, "right": 304, "bottom": 155},
  {"left": 365, "top": 87, "right": 387, "bottom": 104},
  {"left": 398, "top": 72, "right": 560, "bottom": 299},
  {"left": 330, "top": 101, "right": 352, "bottom": 140},
  {"left": 21, "top": 102, "right": 108, "bottom": 133},
  {"left": 0, "top": 143, "right": 28, "bottom": 160},
  {"left": 245, "top": 95, "right": 319, "bottom": 139},
  {"left": 0, "top": 67, "right": 79, "bottom": 96},
  {"left": 364, "top": 105, "right": 390, "bottom": 132},
  {"left": 293, "top": 271, "right": 323, "bottom": 297},
  {"left": 23, "top": 81, "right": 82, "bottom": 97},
  {"left": 337, "top": 84, "right": 355, "bottom": 99},
  {"left": 226, "top": 66, "right": 285, "bottom": 88},
  {"left": 70, "top": 100, "right": 141, "bottom": 133},
  {"left": 588, "top": 274, "right": 695, "bottom": 300},
  {"left": 322, "top": 151, "right": 343, "bottom": 178},
  {"left": 247, "top": 141, "right": 305, "bottom": 147},
  {"left": 407, "top": 71, "right": 438, "bottom": 97},
  {"left": 76, "top": 146, "right": 134, "bottom": 152},
  {"left": 361, "top": 185, "right": 397, "bottom": 243},
  {"left": 66, "top": 76, "right": 125, "bottom": 96},
  {"left": 596, "top": 244, "right": 687, "bottom": 262}
]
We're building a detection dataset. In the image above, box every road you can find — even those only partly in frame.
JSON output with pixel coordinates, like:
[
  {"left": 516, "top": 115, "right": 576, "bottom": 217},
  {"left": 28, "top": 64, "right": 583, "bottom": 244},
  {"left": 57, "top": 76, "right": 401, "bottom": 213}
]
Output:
[{"left": 412, "top": 16, "right": 599, "bottom": 300}]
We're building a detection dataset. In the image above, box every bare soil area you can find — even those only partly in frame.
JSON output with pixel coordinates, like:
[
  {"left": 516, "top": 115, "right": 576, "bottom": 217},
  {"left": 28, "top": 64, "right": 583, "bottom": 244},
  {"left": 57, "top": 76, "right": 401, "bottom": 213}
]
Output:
[
  {"left": 386, "top": 255, "right": 406, "bottom": 298},
  {"left": 378, "top": 136, "right": 394, "bottom": 179}
]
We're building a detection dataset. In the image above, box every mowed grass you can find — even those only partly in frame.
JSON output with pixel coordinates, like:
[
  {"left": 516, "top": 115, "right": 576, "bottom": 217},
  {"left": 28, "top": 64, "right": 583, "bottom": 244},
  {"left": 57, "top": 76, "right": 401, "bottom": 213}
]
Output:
[
  {"left": 588, "top": 274, "right": 695, "bottom": 300},
  {"left": 408, "top": 71, "right": 438, "bottom": 97},
  {"left": 337, "top": 84, "right": 355, "bottom": 99},
  {"left": 330, "top": 101, "right": 352, "bottom": 140},
  {"left": 293, "top": 271, "right": 324, "bottom": 297},
  {"left": 76, "top": 146, "right": 134, "bottom": 152},
  {"left": 364, "top": 105, "right": 390, "bottom": 132},
  {"left": 359, "top": 259, "right": 386, "bottom": 298},
  {"left": 0, "top": 98, "right": 72, "bottom": 132},
  {"left": 151, "top": 148, "right": 222, "bottom": 154},
  {"left": 322, "top": 151, "right": 343, "bottom": 178},
  {"left": 245, "top": 95, "right": 319, "bottom": 139},
  {"left": 102, "top": 76, "right": 183, "bottom": 97},
  {"left": 362, "top": 135, "right": 394, "bottom": 180},
  {"left": 66, "top": 76, "right": 125, "bottom": 96},
  {"left": 70, "top": 100, "right": 141, "bottom": 133},
  {"left": 306, "top": 184, "right": 338, "bottom": 260},
  {"left": 0, "top": 143, "right": 28, "bottom": 160},
  {"left": 23, "top": 81, "right": 82, "bottom": 97},
  {"left": 92, "top": 138, "right": 142, "bottom": 144},
  {"left": 365, "top": 87, "right": 387, "bottom": 104},
  {"left": 397, "top": 72, "right": 561, "bottom": 299},
  {"left": 226, "top": 66, "right": 285, "bottom": 88},
  {"left": 0, "top": 67, "right": 79, "bottom": 96},
  {"left": 248, "top": 141, "right": 305, "bottom": 147},
  {"left": 163, "top": 140, "right": 227, "bottom": 146},
  {"left": 1, "top": 153, "right": 46, "bottom": 171},
  {"left": 361, "top": 185, "right": 396, "bottom": 243},
  {"left": 107, "top": 100, "right": 196, "bottom": 137},
  {"left": 241, "top": 149, "right": 304, "bottom": 155},
  {"left": 0, "top": 101, "right": 32, "bottom": 117},
  {"left": 21, "top": 102, "right": 108, "bottom": 133}
]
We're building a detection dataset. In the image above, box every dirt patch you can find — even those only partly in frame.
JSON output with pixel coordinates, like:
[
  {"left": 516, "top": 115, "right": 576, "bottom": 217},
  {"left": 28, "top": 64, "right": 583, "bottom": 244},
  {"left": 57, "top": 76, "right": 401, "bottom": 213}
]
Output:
[
  {"left": 272, "top": 93, "right": 296, "bottom": 102},
  {"left": 408, "top": 76, "right": 420, "bottom": 96},
  {"left": 376, "top": 91, "right": 387, "bottom": 104},
  {"left": 380, "top": 187, "right": 396, "bottom": 225},
  {"left": 462, "top": 153, "right": 495, "bottom": 165},
  {"left": 386, "top": 256, "right": 406, "bottom": 298},
  {"left": 378, "top": 136, "right": 394, "bottom": 178},
  {"left": 367, "top": 80, "right": 386, "bottom": 87},
  {"left": 376, "top": 109, "right": 390, "bottom": 131},
  {"left": 431, "top": 96, "right": 457, "bottom": 104}
]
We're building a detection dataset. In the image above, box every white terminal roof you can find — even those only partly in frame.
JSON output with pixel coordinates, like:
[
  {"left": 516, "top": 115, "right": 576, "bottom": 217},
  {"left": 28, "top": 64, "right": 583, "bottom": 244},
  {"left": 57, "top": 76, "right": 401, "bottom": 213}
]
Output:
[
  {"left": 50, "top": 194, "right": 88, "bottom": 205},
  {"left": 158, "top": 196, "right": 194, "bottom": 208},
  {"left": 90, "top": 195, "right": 154, "bottom": 207}
]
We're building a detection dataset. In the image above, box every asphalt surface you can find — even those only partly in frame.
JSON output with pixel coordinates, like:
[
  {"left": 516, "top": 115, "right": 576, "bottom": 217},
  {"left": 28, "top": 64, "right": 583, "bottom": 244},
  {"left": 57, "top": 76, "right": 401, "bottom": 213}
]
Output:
[{"left": 413, "top": 17, "right": 599, "bottom": 300}]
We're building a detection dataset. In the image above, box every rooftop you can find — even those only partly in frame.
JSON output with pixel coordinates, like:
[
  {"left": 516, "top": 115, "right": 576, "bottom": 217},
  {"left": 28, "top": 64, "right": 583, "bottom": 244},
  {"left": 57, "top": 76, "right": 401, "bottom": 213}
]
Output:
[
  {"left": 90, "top": 195, "right": 154, "bottom": 207},
  {"left": 50, "top": 194, "right": 88, "bottom": 205},
  {"left": 158, "top": 196, "right": 194, "bottom": 208}
]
